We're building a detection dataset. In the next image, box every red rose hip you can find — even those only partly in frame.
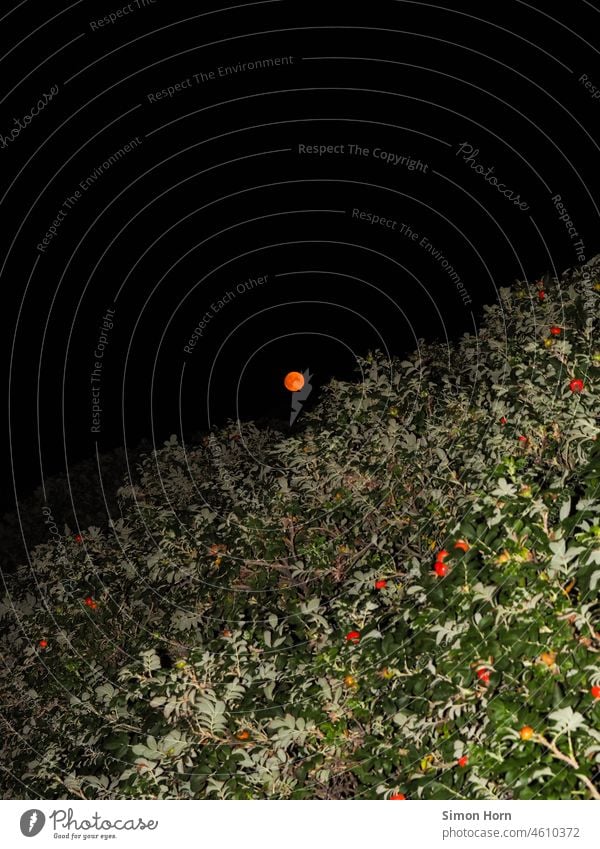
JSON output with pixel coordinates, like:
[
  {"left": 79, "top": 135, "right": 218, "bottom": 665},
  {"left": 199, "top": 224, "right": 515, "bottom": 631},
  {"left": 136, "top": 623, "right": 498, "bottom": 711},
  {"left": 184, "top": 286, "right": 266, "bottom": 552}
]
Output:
[{"left": 569, "top": 378, "right": 584, "bottom": 393}]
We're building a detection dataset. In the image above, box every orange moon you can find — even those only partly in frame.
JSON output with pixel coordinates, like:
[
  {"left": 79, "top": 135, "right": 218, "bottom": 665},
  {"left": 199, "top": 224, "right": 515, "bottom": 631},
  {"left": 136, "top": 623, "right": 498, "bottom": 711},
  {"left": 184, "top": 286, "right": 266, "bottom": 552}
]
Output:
[{"left": 284, "top": 371, "right": 305, "bottom": 392}]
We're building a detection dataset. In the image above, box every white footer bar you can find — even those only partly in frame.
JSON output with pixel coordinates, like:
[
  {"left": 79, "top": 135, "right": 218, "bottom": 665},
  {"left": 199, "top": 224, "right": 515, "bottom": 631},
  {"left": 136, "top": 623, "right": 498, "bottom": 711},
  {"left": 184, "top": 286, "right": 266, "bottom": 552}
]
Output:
[{"left": 1, "top": 800, "right": 598, "bottom": 849}]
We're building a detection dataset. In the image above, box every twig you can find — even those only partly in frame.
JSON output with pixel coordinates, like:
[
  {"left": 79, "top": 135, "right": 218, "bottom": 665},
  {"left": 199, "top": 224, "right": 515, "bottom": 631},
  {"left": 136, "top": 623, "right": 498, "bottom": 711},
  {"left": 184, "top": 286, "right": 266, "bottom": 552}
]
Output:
[{"left": 535, "top": 734, "right": 600, "bottom": 800}]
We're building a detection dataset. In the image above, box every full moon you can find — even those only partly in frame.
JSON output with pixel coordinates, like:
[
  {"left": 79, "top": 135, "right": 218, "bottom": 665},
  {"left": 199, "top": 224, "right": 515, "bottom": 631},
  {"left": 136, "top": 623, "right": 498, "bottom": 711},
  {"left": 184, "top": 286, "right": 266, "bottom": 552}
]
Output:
[{"left": 284, "top": 371, "right": 305, "bottom": 392}]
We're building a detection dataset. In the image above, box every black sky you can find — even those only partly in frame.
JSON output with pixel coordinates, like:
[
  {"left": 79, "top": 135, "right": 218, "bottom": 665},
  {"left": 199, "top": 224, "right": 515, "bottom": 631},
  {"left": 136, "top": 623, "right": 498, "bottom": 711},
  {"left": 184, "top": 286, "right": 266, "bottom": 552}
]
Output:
[{"left": 2, "top": 0, "right": 600, "bottom": 516}]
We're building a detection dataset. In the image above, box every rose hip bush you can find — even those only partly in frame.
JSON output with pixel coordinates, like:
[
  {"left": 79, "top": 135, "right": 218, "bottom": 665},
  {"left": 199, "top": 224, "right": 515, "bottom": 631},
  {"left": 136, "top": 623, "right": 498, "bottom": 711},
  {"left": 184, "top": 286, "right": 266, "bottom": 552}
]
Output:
[{"left": 1, "top": 258, "right": 599, "bottom": 800}]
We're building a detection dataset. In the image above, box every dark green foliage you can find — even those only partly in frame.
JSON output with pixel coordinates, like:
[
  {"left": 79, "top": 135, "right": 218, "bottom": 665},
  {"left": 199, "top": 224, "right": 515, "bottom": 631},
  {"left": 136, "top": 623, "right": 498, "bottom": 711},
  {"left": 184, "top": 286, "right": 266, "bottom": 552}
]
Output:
[{"left": 1, "top": 258, "right": 599, "bottom": 800}]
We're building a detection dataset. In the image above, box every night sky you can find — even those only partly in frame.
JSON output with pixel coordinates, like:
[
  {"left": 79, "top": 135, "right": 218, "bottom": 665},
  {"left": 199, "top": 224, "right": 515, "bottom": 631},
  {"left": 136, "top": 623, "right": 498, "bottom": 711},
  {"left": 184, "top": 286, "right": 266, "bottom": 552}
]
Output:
[{"left": 2, "top": 0, "right": 600, "bottom": 517}]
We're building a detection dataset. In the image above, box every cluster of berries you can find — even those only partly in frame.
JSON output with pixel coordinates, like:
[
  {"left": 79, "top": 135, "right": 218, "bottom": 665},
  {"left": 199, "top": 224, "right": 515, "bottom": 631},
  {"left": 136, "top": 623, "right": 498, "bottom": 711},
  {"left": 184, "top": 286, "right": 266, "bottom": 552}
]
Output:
[{"left": 433, "top": 540, "right": 469, "bottom": 578}]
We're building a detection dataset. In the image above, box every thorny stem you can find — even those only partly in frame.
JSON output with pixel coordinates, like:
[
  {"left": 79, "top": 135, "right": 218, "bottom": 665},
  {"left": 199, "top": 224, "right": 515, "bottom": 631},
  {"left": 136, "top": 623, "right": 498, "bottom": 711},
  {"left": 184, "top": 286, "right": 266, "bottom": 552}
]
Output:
[{"left": 284, "top": 517, "right": 298, "bottom": 561}]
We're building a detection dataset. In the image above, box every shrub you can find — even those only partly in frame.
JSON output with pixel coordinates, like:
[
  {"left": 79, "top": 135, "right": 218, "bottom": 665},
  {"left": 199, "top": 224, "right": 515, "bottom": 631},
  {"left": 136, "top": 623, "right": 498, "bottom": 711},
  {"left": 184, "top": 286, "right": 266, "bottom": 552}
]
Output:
[
  {"left": 0, "top": 445, "right": 138, "bottom": 574},
  {"left": 1, "top": 258, "right": 599, "bottom": 800}
]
